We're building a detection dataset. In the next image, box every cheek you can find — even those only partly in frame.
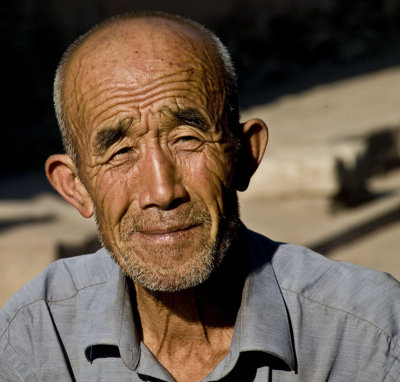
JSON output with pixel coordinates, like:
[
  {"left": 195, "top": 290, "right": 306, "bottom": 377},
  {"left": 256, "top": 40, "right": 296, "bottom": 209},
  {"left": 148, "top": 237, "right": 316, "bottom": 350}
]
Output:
[
  {"left": 92, "top": 167, "right": 135, "bottom": 225},
  {"left": 180, "top": 147, "right": 233, "bottom": 210}
]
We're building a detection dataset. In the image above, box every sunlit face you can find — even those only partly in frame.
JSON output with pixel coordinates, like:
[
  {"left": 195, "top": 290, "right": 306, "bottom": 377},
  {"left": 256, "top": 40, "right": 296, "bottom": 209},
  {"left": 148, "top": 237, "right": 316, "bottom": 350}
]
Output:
[{"left": 65, "top": 20, "right": 240, "bottom": 291}]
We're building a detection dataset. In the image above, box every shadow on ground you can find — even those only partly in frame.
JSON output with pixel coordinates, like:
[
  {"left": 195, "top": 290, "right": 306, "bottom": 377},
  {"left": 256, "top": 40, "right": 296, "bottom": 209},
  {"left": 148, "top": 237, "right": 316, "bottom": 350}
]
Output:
[
  {"left": 0, "top": 215, "right": 56, "bottom": 233},
  {"left": 0, "top": 171, "right": 54, "bottom": 199},
  {"left": 240, "top": 39, "right": 400, "bottom": 108}
]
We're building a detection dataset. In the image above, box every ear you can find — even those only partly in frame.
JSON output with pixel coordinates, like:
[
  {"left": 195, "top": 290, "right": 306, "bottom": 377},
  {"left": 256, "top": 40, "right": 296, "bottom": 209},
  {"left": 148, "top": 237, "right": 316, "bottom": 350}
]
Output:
[
  {"left": 234, "top": 118, "right": 268, "bottom": 192},
  {"left": 45, "top": 154, "right": 94, "bottom": 218}
]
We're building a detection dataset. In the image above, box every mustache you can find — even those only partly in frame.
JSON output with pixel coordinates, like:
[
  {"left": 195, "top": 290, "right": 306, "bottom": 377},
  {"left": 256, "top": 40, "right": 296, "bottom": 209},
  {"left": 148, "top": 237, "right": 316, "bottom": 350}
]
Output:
[{"left": 119, "top": 201, "right": 212, "bottom": 236}]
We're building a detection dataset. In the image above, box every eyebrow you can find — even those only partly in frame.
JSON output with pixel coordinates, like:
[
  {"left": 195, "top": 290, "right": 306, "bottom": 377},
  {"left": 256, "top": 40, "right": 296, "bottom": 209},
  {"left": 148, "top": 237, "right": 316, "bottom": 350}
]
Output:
[
  {"left": 173, "top": 108, "right": 209, "bottom": 131},
  {"left": 94, "top": 118, "right": 133, "bottom": 155},
  {"left": 93, "top": 109, "right": 208, "bottom": 155}
]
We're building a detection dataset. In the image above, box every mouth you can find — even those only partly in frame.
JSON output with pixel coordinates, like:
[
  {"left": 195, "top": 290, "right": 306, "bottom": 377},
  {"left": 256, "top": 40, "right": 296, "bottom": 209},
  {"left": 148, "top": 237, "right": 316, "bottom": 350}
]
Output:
[
  {"left": 135, "top": 224, "right": 202, "bottom": 244},
  {"left": 139, "top": 224, "right": 199, "bottom": 235}
]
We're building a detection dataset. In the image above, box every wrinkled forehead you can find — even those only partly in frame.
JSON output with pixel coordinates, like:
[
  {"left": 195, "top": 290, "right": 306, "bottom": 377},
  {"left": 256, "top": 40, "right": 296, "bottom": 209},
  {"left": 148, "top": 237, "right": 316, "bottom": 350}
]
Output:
[{"left": 64, "top": 19, "right": 225, "bottom": 128}]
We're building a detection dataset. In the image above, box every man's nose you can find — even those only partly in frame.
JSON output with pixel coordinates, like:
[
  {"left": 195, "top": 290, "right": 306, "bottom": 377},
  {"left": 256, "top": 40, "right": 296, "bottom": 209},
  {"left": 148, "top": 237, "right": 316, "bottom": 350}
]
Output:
[{"left": 138, "top": 145, "right": 189, "bottom": 210}]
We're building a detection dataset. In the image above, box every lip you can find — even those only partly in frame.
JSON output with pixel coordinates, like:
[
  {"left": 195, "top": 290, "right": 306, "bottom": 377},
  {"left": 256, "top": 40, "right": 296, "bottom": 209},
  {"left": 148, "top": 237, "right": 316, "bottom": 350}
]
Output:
[
  {"left": 139, "top": 224, "right": 198, "bottom": 235},
  {"left": 135, "top": 224, "right": 200, "bottom": 244}
]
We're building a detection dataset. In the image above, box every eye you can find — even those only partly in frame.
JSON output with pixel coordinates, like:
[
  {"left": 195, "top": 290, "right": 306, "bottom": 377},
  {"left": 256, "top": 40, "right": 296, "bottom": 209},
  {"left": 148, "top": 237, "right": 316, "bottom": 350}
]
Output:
[
  {"left": 174, "top": 135, "right": 204, "bottom": 152},
  {"left": 109, "top": 147, "right": 132, "bottom": 163},
  {"left": 114, "top": 147, "right": 131, "bottom": 155},
  {"left": 179, "top": 135, "right": 199, "bottom": 142}
]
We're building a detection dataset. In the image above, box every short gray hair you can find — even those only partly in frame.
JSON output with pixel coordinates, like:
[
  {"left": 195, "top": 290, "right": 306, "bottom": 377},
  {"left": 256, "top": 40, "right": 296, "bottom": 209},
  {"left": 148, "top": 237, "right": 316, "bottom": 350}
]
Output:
[{"left": 53, "top": 11, "right": 240, "bottom": 164}]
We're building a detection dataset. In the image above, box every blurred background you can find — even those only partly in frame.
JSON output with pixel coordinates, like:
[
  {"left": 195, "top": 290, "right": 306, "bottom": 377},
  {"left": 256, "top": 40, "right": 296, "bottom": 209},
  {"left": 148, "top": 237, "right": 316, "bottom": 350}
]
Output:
[{"left": 1, "top": 0, "right": 400, "bottom": 306}]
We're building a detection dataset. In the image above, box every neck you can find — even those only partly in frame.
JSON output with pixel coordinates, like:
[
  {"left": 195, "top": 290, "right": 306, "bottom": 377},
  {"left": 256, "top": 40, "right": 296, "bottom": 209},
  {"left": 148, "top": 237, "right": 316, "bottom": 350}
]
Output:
[{"left": 131, "top": 228, "right": 249, "bottom": 381}]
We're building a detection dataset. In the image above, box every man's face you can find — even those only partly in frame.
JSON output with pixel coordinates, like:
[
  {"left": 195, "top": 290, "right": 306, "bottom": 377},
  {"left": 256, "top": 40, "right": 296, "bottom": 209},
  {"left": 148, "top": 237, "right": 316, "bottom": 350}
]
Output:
[{"left": 65, "top": 20, "right": 240, "bottom": 291}]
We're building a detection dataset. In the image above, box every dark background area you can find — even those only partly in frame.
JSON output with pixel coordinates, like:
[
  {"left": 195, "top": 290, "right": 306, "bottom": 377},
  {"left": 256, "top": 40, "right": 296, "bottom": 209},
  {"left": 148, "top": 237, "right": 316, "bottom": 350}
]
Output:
[{"left": 1, "top": 0, "right": 400, "bottom": 175}]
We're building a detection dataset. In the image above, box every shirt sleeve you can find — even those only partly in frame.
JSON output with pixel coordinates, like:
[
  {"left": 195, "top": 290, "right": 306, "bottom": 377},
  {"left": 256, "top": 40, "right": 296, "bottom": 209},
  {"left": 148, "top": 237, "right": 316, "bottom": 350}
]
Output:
[
  {"left": 0, "top": 333, "right": 37, "bottom": 382},
  {"left": 387, "top": 354, "right": 400, "bottom": 382}
]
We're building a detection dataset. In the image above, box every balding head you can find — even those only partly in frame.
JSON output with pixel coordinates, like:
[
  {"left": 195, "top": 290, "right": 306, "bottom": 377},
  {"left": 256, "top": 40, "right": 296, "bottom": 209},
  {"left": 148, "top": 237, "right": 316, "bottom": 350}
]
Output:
[
  {"left": 54, "top": 12, "right": 239, "bottom": 164},
  {"left": 46, "top": 12, "right": 268, "bottom": 292}
]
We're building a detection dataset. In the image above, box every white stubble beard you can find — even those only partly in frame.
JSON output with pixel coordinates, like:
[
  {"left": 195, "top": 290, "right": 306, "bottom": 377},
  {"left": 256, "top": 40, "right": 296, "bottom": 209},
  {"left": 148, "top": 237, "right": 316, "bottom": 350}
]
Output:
[{"left": 94, "top": 194, "right": 241, "bottom": 292}]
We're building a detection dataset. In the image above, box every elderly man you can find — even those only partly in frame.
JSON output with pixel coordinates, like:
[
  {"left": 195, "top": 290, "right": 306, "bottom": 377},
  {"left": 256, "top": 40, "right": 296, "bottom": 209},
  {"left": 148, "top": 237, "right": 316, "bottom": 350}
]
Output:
[{"left": 1, "top": 12, "right": 400, "bottom": 382}]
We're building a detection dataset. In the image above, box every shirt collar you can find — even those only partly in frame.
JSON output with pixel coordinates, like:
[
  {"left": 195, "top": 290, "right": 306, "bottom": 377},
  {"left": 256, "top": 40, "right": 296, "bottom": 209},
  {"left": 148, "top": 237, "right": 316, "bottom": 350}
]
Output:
[
  {"left": 207, "top": 229, "right": 296, "bottom": 381},
  {"left": 73, "top": 249, "right": 141, "bottom": 370},
  {"left": 237, "top": 229, "right": 296, "bottom": 370},
  {"left": 70, "top": 230, "right": 295, "bottom": 373}
]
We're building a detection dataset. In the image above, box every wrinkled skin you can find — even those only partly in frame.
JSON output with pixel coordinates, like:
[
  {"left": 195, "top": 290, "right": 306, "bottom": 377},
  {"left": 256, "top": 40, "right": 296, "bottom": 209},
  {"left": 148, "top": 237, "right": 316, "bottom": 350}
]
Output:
[
  {"left": 46, "top": 17, "right": 269, "bottom": 380},
  {"left": 63, "top": 19, "right": 240, "bottom": 291}
]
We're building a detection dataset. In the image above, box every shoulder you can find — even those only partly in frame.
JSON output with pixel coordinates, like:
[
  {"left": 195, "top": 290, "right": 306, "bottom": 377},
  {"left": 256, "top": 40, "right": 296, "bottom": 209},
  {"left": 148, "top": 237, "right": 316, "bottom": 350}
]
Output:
[
  {"left": 246, "top": 230, "right": 400, "bottom": 380},
  {"left": 248, "top": 230, "right": 400, "bottom": 339},
  {"left": 0, "top": 248, "right": 115, "bottom": 334}
]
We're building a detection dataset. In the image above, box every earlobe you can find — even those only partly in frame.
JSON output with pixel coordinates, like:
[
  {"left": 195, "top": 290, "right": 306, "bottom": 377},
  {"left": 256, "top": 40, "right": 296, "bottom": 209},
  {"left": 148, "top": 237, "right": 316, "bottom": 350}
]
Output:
[
  {"left": 45, "top": 154, "right": 94, "bottom": 218},
  {"left": 234, "top": 118, "right": 268, "bottom": 192}
]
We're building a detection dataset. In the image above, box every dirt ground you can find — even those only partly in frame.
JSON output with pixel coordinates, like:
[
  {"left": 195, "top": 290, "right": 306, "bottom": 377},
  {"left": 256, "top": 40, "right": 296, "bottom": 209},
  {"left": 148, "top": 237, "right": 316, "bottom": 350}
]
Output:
[{"left": 1, "top": 63, "right": 400, "bottom": 308}]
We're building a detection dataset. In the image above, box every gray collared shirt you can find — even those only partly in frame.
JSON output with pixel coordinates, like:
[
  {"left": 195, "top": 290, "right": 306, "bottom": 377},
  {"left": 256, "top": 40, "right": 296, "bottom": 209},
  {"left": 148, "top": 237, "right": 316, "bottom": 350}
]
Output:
[{"left": 1, "top": 229, "right": 400, "bottom": 381}]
